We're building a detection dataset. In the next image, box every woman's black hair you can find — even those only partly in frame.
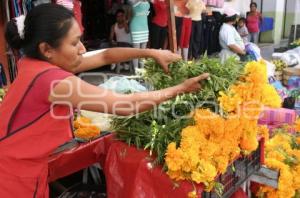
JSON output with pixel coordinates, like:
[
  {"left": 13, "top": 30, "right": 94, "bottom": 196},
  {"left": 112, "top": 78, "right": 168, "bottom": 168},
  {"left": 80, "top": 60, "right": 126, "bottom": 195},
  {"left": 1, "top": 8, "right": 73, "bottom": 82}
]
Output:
[
  {"left": 115, "top": 9, "right": 125, "bottom": 16},
  {"left": 5, "top": 3, "right": 74, "bottom": 60},
  {"left": 239, "top": 17, "right": 246, "bottom": 23},
  {"left": 223, "top": 14, "right": 238, "bottom": 23},
  {"left": 250, "top": 2, "right": 257, "bottom": 8}
]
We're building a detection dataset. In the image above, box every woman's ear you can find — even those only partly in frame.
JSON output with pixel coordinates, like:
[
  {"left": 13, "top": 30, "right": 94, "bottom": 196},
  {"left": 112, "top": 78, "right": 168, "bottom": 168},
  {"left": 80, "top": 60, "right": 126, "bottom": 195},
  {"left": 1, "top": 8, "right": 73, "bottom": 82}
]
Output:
[{"left": 38, "top": 42, "right": 53, "bottom": 59}]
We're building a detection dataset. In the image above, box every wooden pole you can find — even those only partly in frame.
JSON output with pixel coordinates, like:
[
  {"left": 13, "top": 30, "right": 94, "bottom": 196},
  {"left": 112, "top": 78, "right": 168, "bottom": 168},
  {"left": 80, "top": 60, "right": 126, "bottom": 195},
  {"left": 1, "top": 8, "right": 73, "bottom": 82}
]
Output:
[{"left": 166, "top": 0, "right": 177, "bottom": 53}]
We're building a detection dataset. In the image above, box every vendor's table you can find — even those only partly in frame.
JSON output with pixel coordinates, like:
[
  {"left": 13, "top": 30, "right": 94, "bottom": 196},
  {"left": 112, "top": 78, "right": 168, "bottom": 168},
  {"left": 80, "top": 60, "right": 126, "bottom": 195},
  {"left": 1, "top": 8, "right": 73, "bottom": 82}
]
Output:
[
  {"left": 104, "top": 141, "right": 248, "bottom": 198},
  {"left": 48, "top": 134, "right": 248, "bottom": 198},
  {"left": 104, "top": 141, "right": 263, "bottom": 198},
  {"left": 48, "top": 133, "right": 113, "bottom": 182}
]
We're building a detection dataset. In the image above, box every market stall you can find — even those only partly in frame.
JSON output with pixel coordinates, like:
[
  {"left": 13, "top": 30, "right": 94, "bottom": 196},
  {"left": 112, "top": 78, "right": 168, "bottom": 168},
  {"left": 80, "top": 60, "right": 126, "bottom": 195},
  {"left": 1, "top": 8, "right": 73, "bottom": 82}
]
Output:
[{"left": 48, "top": 133, "right": 113, "bottom": 182}]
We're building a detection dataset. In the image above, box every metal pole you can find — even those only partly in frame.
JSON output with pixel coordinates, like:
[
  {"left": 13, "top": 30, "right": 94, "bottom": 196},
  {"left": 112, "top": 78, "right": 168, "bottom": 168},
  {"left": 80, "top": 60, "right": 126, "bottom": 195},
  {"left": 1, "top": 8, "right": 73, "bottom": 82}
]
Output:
[
  {"left": 293, "top": 0, "right": 298, "bottom": 41},
  {"left": 283, "top": 0, "right": 287, "bottom": 38}
]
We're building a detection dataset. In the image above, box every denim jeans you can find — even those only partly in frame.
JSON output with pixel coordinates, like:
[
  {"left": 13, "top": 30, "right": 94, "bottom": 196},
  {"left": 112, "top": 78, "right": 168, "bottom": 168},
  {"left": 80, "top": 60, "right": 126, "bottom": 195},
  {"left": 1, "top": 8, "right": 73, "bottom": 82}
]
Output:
[{"left": 248, "top": 32, "right": 259, "bottom": 43}]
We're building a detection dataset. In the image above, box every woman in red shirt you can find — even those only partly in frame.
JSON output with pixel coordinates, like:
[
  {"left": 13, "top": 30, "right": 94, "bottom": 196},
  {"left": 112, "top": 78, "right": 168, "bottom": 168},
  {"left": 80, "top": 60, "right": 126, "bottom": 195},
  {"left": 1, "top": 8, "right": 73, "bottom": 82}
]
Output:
[
  {"left": 246, "top": 2, "right": 262, "bottom": 44},
  {"left": 1, "top": 4, "right": 209, "bottom": 197}
]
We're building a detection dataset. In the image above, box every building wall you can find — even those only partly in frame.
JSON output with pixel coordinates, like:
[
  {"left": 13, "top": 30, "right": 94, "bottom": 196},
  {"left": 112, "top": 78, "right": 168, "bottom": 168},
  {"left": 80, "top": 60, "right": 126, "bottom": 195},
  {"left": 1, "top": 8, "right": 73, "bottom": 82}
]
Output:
[
  {"left": 252, "top": 0, "right": 285, "bottom": 44},
  {"left": 253, "top": 0, "right": 300, "bottom": 44},
  {"left": 222, "top": 0, "right": 251, "bottom": 16},
  {"left": 284, "top": 0, "right": 300, "bottom": 39}
]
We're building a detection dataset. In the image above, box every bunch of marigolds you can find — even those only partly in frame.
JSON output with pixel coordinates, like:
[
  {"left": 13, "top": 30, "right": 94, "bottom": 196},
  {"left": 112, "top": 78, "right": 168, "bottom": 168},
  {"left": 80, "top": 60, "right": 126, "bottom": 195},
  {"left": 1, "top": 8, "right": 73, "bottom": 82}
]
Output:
[
  {"left": 257, "top": 120, "right": 300, "bottom": 198},
  {"left": 74, "top": 116, "right": 101, "bottom": 140},
  {"left": 165, "top": 60, "right": 281, "bottom": 196}
]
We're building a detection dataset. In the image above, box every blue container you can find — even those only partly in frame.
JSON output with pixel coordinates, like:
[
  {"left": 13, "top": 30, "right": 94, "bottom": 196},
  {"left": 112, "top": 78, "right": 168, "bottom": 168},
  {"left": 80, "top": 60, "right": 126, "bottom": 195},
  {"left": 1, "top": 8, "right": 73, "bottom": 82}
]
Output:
[{"left": 260, "top": 17, "right": 274, "bottom": 32}]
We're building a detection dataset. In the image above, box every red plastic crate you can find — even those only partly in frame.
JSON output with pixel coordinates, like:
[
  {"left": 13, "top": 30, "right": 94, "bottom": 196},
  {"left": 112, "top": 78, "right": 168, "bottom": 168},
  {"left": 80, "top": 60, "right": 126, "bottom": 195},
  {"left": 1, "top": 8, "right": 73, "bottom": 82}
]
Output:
[{"left": 201, "top": 139, "right": 263, "bottom": 198}]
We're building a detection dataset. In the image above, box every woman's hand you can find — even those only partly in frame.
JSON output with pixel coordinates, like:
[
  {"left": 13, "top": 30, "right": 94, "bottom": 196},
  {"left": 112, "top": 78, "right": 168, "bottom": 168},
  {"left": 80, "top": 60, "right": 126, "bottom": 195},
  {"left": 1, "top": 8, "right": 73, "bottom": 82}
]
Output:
[
  {"left": 151, "top": 50, "right": 181, "bottom": 73},
  {"left": 179, "top": 73, "right": 210, "bottom": 93}
]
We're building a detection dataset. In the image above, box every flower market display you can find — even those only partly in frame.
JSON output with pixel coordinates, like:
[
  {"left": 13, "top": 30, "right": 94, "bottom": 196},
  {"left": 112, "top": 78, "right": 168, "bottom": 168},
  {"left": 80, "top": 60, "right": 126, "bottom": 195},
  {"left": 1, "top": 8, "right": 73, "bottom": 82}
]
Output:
[
  {"left": 113, "top": 58, "right": 281, "bottom": 195},
  {"left": 272, "top": 59, "right": 288, "bottom": 73},
  {"left": 291, "top": 38, "right": 300, "bottom": 48},
  {"left": 256, "top": 123, "right": 300, "bottom": 198},
  {"left": 113, "top": 56, "right": 244, "bottom": 164}
]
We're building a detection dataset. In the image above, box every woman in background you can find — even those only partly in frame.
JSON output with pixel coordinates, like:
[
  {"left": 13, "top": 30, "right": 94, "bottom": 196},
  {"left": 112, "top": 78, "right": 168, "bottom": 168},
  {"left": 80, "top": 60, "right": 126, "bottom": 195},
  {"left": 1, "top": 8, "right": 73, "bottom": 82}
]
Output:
[{"left": 246, "top": 2, "right": 262, "bottom": 44}]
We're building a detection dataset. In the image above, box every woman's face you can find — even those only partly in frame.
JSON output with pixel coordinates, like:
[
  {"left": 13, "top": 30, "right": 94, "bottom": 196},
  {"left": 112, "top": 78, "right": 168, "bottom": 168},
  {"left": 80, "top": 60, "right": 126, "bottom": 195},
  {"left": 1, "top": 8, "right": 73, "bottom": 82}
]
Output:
[
  {"left": 250, "top": 4, "right": 257, "bottom": 12},
  {"left": 50, "top": 19, "right": 86, "bottom": 72}
]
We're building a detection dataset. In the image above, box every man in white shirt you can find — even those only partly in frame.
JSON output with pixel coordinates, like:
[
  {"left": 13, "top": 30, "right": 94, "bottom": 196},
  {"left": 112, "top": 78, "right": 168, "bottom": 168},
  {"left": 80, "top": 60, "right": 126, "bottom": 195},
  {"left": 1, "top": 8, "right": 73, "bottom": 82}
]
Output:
[{"left": 219, "top": 8, "right": 246, "bottom": 63}]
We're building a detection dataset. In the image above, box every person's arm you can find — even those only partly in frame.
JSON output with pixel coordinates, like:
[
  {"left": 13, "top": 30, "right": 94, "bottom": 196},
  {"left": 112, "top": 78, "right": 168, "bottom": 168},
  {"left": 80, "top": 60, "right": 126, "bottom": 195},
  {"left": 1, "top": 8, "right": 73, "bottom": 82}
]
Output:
[
  {"left": 228, "top": 44, "right": 246, "bottom": 55},
  {"left": 109, "top": 24, "right": 116, "bottom": 43},
  {"left": 73, "top": 48, "right": 181, "bottom": 74},
  {"left": 240, "top": 33, "right": 248, "bottom": 37},
  {"left": 239, "top": 29, "right": 248, "bottom": 37},
  {"left": 49, "top": 73, "right": 209, "bottom": 116},
  {"left": 124, "top": 21, "right": 130, "bottom": 33}
]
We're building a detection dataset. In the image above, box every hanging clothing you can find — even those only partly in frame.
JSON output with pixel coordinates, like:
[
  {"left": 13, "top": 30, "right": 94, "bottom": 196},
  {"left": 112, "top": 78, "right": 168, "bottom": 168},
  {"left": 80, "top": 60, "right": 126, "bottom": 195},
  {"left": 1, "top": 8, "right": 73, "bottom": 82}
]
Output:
[
  {"left": 56, "top": 0, "right": 74, "bottom": 10},
  {"left": 201, "top": 12, "right": 222, "bottom": 55},
  {"left": 32, "top": 0, "right": 52, "bottom": 7},
  {"left": 73, "top": 0, "right": 84, "bottom": 33},
  {"left": 81, "top": 0, "right": 107, "bottom": 40},
  {"left": 189, "top": 20, "right": 203, "bottom": 59},
  {"left": 179, "top": 17, "right": 192, "bottom": 48},
  {"left": 186, "top": 0, "right": 206, "bottom": 21},
  {"left": 175, "top": 16, "right": 183, "bottom": 46},
  {"left": 151, "top": 0, "right": 168, "bottom": 27},
  {"left": 203, "top": 0, "right": 224, "bottom": 8},
  {"left": 150, "top": 0, "right": 168, "bottom": 49},
  {"left": 129, "top": 1, "right": 150, "bottom": 44},
  {"left": 0, "top": 57, "right": 73, "bottom": 197},
  {"left": 150, "top": 23, "right": 167, "bottom": 49},
  {"left": 186, "top": 0, "right": 205, "bottom": 58},
  {"left": 174, "top": 0, "right": 189, "bottom": 17},
  {"left": 174, "top": 0, "right": 186, "bottom": 48}
]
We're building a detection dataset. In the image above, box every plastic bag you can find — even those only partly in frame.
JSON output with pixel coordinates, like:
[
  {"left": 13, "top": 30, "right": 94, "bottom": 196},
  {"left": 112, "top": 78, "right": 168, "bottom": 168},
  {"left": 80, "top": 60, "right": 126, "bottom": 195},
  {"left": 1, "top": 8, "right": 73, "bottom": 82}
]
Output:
[
  {"left": 99, "top": 76, "right": 147, "bottom": 93},
  {"left": 272, "top": 46, "right": 300, "bottom": 66},
  {"left": 245, "top": 43, "right": 261, "bottom": 61}
]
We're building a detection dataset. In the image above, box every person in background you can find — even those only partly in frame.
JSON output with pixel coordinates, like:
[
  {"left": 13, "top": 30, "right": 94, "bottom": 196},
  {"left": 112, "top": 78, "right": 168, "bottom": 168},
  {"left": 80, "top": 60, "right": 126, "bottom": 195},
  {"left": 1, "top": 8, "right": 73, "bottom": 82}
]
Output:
[
  {"left": 246, "top": 2, "right": 262, "bottom": 44},
  {"left": 219, "top": 8, "right": 246, "bottom": 63},
  {"left": 109, "top": 9, "right": 132, "bottom": 71},
  {"left": 237, "top": 17, "right": 249, "bottom": 44},
  {"left": 1, "top": 4, "right": 209, "bottom": 197}
]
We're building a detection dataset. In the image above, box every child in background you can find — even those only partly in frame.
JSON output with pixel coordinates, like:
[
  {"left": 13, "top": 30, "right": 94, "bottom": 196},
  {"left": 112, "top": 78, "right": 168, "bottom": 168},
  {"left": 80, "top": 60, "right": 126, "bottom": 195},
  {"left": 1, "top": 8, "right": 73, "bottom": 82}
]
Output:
[{"left": 237, "top": 18, "right": 249, "bottom": 44}]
